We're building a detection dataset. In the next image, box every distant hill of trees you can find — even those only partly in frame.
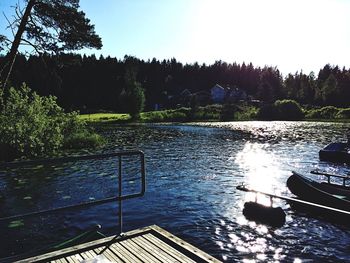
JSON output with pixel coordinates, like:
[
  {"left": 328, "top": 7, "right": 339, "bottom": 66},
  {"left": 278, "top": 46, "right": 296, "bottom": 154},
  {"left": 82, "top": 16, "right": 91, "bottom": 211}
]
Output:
[{"left": 1, "top": 54, "right": 349, "bottom": 112}]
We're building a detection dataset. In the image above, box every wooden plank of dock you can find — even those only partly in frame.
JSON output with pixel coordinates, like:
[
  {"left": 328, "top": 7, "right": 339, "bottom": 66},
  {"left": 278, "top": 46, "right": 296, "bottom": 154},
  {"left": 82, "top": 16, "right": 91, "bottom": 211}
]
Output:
[{"left": 14, "top": 225, "right": 222, "bottom": 263}]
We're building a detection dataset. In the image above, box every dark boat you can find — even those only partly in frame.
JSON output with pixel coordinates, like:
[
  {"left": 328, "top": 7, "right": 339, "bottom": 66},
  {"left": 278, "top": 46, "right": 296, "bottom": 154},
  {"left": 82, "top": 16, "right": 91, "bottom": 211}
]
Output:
[
  {"left": 237, "top": 179, "right": 350, "bottom": 226},
  {"left": 287, "top": 171, "right": 350, "bottom": 212},
  {"left": 319, "top": 142, "right": 350, "bottom": 164}
]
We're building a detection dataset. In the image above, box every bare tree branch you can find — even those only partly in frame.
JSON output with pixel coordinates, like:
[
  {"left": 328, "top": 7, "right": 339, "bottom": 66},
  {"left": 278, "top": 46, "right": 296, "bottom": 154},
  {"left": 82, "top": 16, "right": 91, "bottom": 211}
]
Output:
[
  {"left": 14, "top": 2, "right": 24, "bottom": 19},
  {"left": 20, "top": 38, "right": 43, "bottom": 54},
  {"left": 3, "top": 13, "right": 17, "bottom": 37}
]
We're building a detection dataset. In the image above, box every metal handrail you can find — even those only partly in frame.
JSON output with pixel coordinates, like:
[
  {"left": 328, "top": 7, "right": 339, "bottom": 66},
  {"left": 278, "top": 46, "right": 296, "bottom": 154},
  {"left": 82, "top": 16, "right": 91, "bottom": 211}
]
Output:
[
  {"left": 311, "top": 170, "right": 350, "bottom": 186},
  {"left": 0, "top": 150, "right": 143, "bottom": 169},
  {"left": 0, "top": 150, "right": 146, "bottom": 235}
]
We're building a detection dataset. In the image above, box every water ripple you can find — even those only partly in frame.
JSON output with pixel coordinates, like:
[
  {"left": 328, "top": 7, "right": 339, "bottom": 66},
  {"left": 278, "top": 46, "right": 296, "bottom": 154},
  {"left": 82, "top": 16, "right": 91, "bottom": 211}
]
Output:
[{"left": 1, "top": 121, "right": 350, "bottom": 261}]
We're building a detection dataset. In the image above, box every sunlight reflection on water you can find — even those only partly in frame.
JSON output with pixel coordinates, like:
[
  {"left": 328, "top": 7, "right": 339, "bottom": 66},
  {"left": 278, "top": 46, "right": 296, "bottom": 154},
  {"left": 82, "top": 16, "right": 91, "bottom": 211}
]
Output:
[
  {"left": 221, "top": 141, "right": 288, "bottom": 262},
  {"left": 235, "top": 142, "right": 284, "bottom": 206}
]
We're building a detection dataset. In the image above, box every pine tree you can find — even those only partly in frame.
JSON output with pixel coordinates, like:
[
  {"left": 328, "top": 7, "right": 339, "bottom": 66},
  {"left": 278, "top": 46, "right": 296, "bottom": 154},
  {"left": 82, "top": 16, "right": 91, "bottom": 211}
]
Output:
[
  {"left": 1, "top": 0, "right": 102, "bottom": 88},
  {"left": 119, "top": 64, "right": 145, "bottom": 120}
]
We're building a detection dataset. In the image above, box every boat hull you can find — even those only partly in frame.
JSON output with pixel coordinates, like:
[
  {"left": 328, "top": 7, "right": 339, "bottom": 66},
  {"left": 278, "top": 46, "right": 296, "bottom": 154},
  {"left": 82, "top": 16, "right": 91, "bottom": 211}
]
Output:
[
  {"left": 319, "top": 142, "right": 350, "bottom": 164},
  {"left": 287, "top": 171, "right": 350, "bottom": 212}
]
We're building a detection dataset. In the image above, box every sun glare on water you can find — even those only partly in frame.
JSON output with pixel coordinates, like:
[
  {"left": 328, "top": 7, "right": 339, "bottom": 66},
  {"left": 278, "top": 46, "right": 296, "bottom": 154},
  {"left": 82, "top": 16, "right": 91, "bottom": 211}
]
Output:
[{"left": 235, "top": 142, "right": 283, "bottom": 205}]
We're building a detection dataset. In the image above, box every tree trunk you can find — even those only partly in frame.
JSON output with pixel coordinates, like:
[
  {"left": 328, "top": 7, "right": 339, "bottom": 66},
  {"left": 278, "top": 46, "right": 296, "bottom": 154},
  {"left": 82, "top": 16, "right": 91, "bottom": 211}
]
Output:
[{"left": 1, "top": 0, "right": 36, "bottom": 88}]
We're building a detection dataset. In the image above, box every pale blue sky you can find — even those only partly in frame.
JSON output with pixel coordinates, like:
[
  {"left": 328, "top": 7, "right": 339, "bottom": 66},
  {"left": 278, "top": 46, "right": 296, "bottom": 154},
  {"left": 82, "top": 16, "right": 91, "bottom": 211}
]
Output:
[{"left": 1, "top": 0, "right": 350, "bottom": 75}]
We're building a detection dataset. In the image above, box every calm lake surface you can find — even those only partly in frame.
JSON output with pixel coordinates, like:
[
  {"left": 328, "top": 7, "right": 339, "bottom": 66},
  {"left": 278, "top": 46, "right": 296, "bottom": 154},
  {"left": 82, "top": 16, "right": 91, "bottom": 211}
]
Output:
[{"left": 1, "top": 121, "right": 350, "bottom": 262}]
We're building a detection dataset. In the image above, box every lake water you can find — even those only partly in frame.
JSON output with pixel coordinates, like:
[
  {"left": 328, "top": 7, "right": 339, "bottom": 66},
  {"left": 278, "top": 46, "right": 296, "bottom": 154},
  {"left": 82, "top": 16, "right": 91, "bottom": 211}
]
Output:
[{"left": 1, "top": 121, "right": 350, "bottom": 262}]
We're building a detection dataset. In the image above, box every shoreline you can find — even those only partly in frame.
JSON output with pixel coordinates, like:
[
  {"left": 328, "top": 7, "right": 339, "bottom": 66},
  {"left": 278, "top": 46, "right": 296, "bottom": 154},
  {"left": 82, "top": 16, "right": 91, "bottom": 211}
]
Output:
[{"left": 80, "top": 112, "right": 350, "bottom": 124}]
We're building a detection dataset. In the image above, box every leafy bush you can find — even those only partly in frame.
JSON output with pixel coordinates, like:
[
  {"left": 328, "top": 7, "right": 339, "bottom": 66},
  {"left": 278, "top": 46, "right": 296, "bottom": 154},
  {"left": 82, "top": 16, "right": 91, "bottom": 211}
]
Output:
[
  {"left": 306, "top": 106, "right": 339, "bottom": 119},
  {"left": 141, "top": 104, "right": 258, "bottom": 122},
  {"left": 257, "top": 100, "right": 304, "bottom": 120},
  {"left": 196, "top": 110, "right": 220, "bottom": 120},
  {"left": 274, "top": 100, "right": 304, "bottom": 120},
  {"left": 165, "top": 110, "right": 188, "bottom": 122},
  {"left": 336, "top": 108, "right": 350, "bottom": 119},
  {"left": 256, "top": 104, "right": 278, "bottom": 120},
  {"left": 175, "top": 107, "right": 191, "bottom": 116},
  {"left": 220, "top": 104, "right": 236, "bottom": 121},
  {"left": 141, "top": 111, "right": 166, "bottom": 122},
  {"left": 199, "top": 105, "right": 222, "bottom": 120},
  {"left": 0, "top": 84, "right": 102, "bottom": 161},
  {"left": 145, "top": 109, "right": 189, "bottom": 122},
  {"left": 235, "top": 106, "right": 258, "bottom": 120}
]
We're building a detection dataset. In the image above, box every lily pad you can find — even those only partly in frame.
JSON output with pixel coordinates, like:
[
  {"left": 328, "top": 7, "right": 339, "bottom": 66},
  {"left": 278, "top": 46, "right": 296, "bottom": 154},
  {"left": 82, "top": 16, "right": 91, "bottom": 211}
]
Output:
[
  {"left": 8, "top": 220, "right": 24, "bottom": 228},
  {"left": 17, "top": 179, "right": 27, "bottom": 185},
  {"left": 33, "top": 165, "right": 44, "bottom": 170}
]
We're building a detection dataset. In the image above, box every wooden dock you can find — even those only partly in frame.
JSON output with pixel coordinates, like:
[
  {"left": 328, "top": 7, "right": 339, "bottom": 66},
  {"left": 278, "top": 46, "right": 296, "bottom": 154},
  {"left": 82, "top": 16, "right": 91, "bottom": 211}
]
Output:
[{"left": 14, "top": 225, "right": 221, "bottom": 263}]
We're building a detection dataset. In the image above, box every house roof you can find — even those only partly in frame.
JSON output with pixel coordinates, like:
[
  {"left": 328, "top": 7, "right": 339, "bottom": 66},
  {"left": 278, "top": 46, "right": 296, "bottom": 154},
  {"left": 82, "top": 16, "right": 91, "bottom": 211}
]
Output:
[
  {"left": 180, "top": 89, "right": 192, "bottom": 96},
  {"left": 211, "top": 84, "right": 224, "bottom": 90}
]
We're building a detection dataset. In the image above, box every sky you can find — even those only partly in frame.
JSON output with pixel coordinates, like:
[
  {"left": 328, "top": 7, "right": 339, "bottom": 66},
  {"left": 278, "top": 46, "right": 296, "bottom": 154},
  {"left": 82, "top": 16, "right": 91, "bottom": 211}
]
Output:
[{"left": 1, "top": 0, "right": 350, "bottom": 76}]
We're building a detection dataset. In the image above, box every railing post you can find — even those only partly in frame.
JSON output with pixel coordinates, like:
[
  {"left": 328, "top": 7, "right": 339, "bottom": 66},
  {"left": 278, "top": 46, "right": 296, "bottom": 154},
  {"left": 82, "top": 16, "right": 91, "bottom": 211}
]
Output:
[
  {"left": 118, "top": 155, "right": 123, "bottom": 235},
  {"left": 141, "top": 152, "right": 146, "bottom": 195}
]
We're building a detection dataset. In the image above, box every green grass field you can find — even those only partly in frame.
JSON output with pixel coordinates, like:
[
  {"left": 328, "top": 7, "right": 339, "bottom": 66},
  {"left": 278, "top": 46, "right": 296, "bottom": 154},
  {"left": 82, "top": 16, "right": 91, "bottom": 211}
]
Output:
[{"left": 79, "top": 113, "right": 131, "bottom": 122}]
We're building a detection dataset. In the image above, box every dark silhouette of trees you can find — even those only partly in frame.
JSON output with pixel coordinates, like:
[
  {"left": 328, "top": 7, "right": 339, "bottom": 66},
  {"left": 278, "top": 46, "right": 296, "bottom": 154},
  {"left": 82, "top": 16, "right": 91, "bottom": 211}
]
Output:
[
  {"left": 0, "top": 0, "right": 102, "bottom": 88},
  {"left": 1, "top": 53, "right": 349, "bottom": 112},
  {"left": 1, "top": 2, "right": 349, "bottom": 112},
  {"left": 284, "top": 64, "right": 350, "bottom": 107},
  {"left": 320, "top": 73, "right": 338, "bottom": 105},
  {"left": 256, "top": 67, "right": 283, "bottom": 103},
  {"left": 284, "top": 72, "right": 316, "bottom": 104}
]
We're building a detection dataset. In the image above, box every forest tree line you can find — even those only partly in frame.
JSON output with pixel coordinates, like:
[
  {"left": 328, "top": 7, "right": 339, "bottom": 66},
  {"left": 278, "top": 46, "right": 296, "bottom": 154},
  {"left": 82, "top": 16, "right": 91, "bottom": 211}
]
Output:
[{"left": 2, "top": 53, "right": 350, "bottom": 112}]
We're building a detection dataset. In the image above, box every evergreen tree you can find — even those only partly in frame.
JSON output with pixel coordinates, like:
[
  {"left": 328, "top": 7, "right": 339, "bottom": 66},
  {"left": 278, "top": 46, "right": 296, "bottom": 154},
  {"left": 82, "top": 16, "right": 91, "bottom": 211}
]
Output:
[
  {"left": 321, "top": 73, "right": 338, "bottom": 105},
  {"left": 119, "top": 65, "right": 145, "bottom": 119},
  {"left": 0, "top": 0, "right": 102, "bottom": 88}
]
